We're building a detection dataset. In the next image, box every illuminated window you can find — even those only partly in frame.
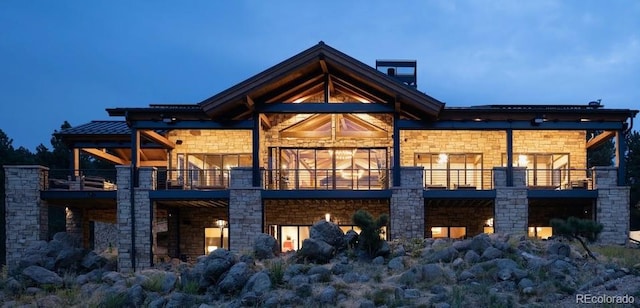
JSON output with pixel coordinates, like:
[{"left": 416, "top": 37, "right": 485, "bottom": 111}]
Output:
[
  {"left": 416, "top": 153, "right": 483, "bottom": 189},
  {"left": 431, "top": 227, "right": 466, "bottom": 239},
  {"left": 204, "top": 227, "right": 228, "bottom": 254},
  {"left": 528, "top": 226, "right": 553, "bottom": 239}
]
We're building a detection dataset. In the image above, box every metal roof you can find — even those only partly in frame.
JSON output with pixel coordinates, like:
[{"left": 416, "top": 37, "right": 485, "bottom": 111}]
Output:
[{"left": 56, "top": 121, "right": 131, "bottom": 136}]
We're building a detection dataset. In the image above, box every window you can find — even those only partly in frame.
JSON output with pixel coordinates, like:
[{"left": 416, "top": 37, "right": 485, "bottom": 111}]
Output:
[
  {"left": 204, "top": 227, "right": 229, "bottom": 254},
  {"left": 431, "top": 227, "right": 467, "bottom": 239},
  {"left": 528, "top": 226, "right": 553, "bottom": 240},
  {"left": 278, "top": 226, "right": 311, "bottom": 252},
  {"left": 416, "top": 153, "right": 482, "bottom": 189},
  {"left": 183, "top": 153, "right": 251, "bottom": 188},
  {"left": 502, "top": 153, "right": 569, "bottom": 188}
]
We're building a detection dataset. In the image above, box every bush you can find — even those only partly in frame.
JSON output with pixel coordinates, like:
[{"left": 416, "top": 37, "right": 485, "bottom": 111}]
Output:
[
  {"left": 550, "top": 216, "right": 603, "bottom": 260},
  {"left": 352, "top": 210, "right": 388, "bottom": 257}
]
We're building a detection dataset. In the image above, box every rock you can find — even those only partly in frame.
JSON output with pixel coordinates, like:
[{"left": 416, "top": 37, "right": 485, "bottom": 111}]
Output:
[
  {"left": 200, "top": 250, "right": 235, "bottom": 287},
  {"left": 283, "top": 264, "right": 305, "bottom": 281},
  {"left": 19, "top": 240, "right": 48, "bottom": 268},
  {"left": 5, "top": 277, "right": 22, "bottom": 295},
  {"left": 242, "top": 272, "right": 272, "bottom": 296},
  {"left": 295, "top": 283, "right": 313, "bottom": 297},
  {"left": 81, "top": 251, "right": 107, "bottom": 271},
  {"left": 162, "top": 272, "right": 178, "bottom": 293},
  {"left": 393, "top": 245, "right": 406, "bottom": 257},
  {"left": 53, "top": 232, "right": 79, "bottom": 247},
  {"left": 481, "top": 246, "right": 503, "bottom": 260},
  {"left": 344, "top": 230, "right": 359, "bottom": 248},
  {"left": 300, "top": 238, "right": 334, "bottom": 263},
  {"left": 25, "top": 286, "right": 41, "bottom": 295},
  {"left": 253, "top": 233, "right": 279, "bottom": 260},
  {"left": 403, "top": 288, "right": 420, "bottom": 299},
  {"left": 398, "top": 266, "right": 422, "bottom": 285},
  {"left": 422, "top": 263, "right": 445, "bottom": 281},
  {"left": 343, "top": 272, "right": 360, "bottom": 283},
  {"left": 310, "top": 220, "right": 345, "bottom": 248},
  {"left": 458, "top": 270, "right": 475, "bottom": 281},
  {"left": 165, "top": 292, "right": 195, "bottom": 308},
  {"left": 101, "top": 271, "right": 123, "bottom": 284},
  {"left": 359, "top": 299, "right": 376, "bottom": 308},
  {"left": 497, "top": 268, "right": 513, "bottom": 281},
  {"left": 518, "top": 278, "right": 535, "bottom": 290},
  {"left": 219, "top": 262, "right": 252, "bottom": 294},
  {"left": 547, "top": 241, "right": 571, "bottom": 258},
  {"left": 372, "top": 256, "right": 384, "bottom": 265},
  {"left": 148, "top": 297, "right": 166, "bottom": 308},
  {"left": 288, "top": 274, "right": 310, "bottom": 287},
  {"left": 604, "top": 281, "right": 618, "bottom": 291},
  {"left": 376, "top": 241, "right": 391, "bottom": 257},
  {"left": 452, "top": 239, "right": 472, "bottom": 251},
  {"left": 22, "top": 265, "right": 63, "bottom": 287},
  {"left": 427, "top": 246, "right": 458, "bottom": 263},
  {"left": 36, "top": 295, "right": 64, "bottom": 307},
  {"left": 464, "top": 250, "right": 481, "bottom": 264},
  {"left": 388, "top": 256, "right": 405, "bottom": 271},
  {"left": 469, "top": 233, "right": 492, "bottom": 254},
  {"left": 318, "top": 286, "right": 337, "bottom": 304},
  {"left": 240, "top": 291, "right": 259, "bottom": 306},
  {"left": 431, "top": 285, "right": 447, "bottom": 294},
  {"left": 126, "top": 284, "right": 145, "bottom": 307},
  {"left": 452, "top": 257, "right": 464, "bottom": 268},
  {"left": 331, "top": 262, "right": 353, "bottom": 275},
  {"left": 55, "top": 247, "right": 85, "bottom": 270}
]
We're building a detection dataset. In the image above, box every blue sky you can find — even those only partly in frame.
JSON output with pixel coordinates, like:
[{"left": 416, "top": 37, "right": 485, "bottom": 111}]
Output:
[{"left": 1, "top": 1, "right": 639, "bottom": 151}]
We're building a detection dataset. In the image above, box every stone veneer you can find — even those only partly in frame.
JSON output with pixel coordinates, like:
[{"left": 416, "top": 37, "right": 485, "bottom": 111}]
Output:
[
  {"left": 390, "top": 167, "right": 425, "bottom": 239},
  {"left": 263, "top": 199, "right": 389, "bottom": 226},
  {"left": 165, "top": 207, "right": 228, "bottom": 262},
  {"left": 494, "top": 167, "right": 528, "bottom": 235},
  {"left": 3, "top": 165, "right": 49, "bottom": 270},
  {"left": 594, "top": 167, "right": 630, "bottom": 244},
  {"left": 116, "top": 165, "right": 133, "bottom": 272},
  {"left": 228, "top": 167, "right": 262, "bottom": 254},
  {"left": 425, "top": 202, "right": 493, "bottom": 237},
  {"left": 65, "top": 207, "right": 83, "bottom": 246}
]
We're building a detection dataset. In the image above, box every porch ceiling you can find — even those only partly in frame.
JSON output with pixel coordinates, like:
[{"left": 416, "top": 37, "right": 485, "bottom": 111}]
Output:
[
  {"left": 426, "top": 199, "right": 494, "bottom": 208},
  {"left": 155, "top": 200, "right": 229, "bottom": 208}
]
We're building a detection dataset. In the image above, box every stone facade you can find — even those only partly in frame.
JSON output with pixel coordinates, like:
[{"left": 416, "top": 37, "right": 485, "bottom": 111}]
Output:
[
  {"left": 229, "top": 167, "right": 262, "bottom": 254},
  {"left": 65, "top": 207, "right": 83, "bottom": 245},
  {"left": 425, "top": 202, "right": 493, "bottom": 237},
  {"left": 116, "top": 165, "right": 133, "bottom": 272},
  {"left": 390, "top": 167, "right": 425, "bottom": 240},
  {"left": 594, "top": 167, "right": 630, "bottom": 244},
  {"left": 263, "top": 199, "right": 389, "bottom": 226},
  {"left": 134, "top": 167, "right": 156, "bottom": 269},
  {"left": 164, "top": 207, "right": 228, "bottom": 262},
  {"left": 494, "top": 167, "right": 528, "bottom": 235},
  {"left": 3, "top": 166, "right": 49, "bottom": 270}
]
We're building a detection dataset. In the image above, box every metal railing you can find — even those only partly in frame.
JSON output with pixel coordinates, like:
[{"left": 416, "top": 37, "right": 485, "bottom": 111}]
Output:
[
  {"left": 263, "top": 168, "right": 389, "bottom": 190},
  {"left": 45, "top": 169, "right": 117, "bottom": 191},
  {"left": 423, "top": 169, "right": 494, "bottom": 190},
  {"left": 155, "top": 168, "right": 230, "bottom": 190},
  {"left": 526, "top": 168, "right": 593, "bottom": 190}
]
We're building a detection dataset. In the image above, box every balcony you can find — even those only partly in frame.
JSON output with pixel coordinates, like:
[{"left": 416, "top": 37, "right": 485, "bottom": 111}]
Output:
[
  {"left": 423, "top": 169, "right": 494, "bottom": 190},
  {"left": 526, "top": 168, "right": 593, "bottom": 190},
  {"left": 44, "top": 169, "right": 117, "bottom": 191},
  {"left": 155, "top": 168, "right": 230, "bottom": 190},
  {"left": 263, "top": 168, "right": 389, "bottom": 190}
]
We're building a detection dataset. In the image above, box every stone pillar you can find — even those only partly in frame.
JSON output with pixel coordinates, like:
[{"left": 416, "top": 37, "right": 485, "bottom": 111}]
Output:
[
  {"left": 65, "top": 207, "right": 83, "bottom": 246},
  {"left": 116, "top": 165, "right": 133, "bottom": 273},
  {"left": 390, "top": 167, "right": 425, "bottom": 240},
  {"left": 494, "top": 167, "right": 528, "bottom": 235},
  {"left": 593, "top": 167, "right": 630, "bottom": 244},
  {"left": 134, "top": 167, "right": 156, "bottom": 269},
  {"left": 4, "top": 165, "right": 49, "bottom": 270},
  {"left": 229, "top": 167, "right": 262, "bottom": 253}
]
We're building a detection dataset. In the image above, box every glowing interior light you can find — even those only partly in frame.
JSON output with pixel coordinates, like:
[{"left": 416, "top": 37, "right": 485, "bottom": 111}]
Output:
[{"left": 518, "top": 155, "right": 529, "bottom": 167}]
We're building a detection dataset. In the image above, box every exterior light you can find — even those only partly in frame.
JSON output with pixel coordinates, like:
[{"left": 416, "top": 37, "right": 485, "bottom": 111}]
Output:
[
  {"left": 486, "top": 218, "right": 494, "bottom": 227},
  {"left": 216, "top": 219, "right": 227, "bottom": 228},
  {"left": 437, "top": 153, "right": 448, "bottom": 164},
  {"left": 162, "top": 117, "right": 177, "bottom": 123},
  {"left": 518, "top": 155, "right": 529, "bottom": 167},
  {"left": 325, "top": 213, "right": 331, "bottom": 222}
]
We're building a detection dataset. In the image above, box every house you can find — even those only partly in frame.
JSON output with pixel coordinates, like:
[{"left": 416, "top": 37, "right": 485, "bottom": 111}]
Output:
[{"left": 4, "top": 42, "right": 638, "bottom": 272}]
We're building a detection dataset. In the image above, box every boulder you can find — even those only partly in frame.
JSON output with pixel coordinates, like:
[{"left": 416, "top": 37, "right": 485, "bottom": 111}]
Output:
[
  {"left": 310, "top": 220, "right": 345, "bottom": 248},
  {"left": 300, "top": 238, "right": 334, "bottom": 263},
  {"left": 427, "top": 247, "right": 458, "bottom": 263},
  {"left": 422, "top": 264, "right": 445, "bottom": 281},
  {"left": 81, "top": 251, "right": 107, "bottom": 271},
  {"left": 200, "top": 249, "right": 235, "bottom": 287},
  {"left": 55, "top": 247, "right": 85, "bottom": 270},
  {"left": 387, "top": 256, "right": 405, "bottom": 271},
  {"left": 481, "top": 246, "right": 503, "bottom": 260},
  {"left": 376, "top": 241, "right": 391, "bottom": 257},
  {"left": 469, "top": 233, "right": 492, "bottom": 254},
  {"left": 253, "top": 233, "right": 279, "bottom": 260},
  {"left": 464, "top": 250, "right": 481, "bottom": 264},
  {"left": 22, "top": 265, "right": 63, "bottom": 287},
  {"left": 242, "top": 272, "right": 272, "bottom": 296},
  {"left": 318, "top": 286, "right": 337, "bottom": 304},
  {"left": 344, "top": 230, "right": 359, "bottom": 248},
  {"left": 547, "top": 241, "right": 571, "bottom": 258},
  {"left": 218, "top": 262, "right": 253, "bottom": 294}
]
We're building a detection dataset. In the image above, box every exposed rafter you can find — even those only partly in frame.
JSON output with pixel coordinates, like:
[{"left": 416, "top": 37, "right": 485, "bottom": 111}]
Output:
[
  {"left": 82, "top": 148, "right": 126, "bottom": 165},
  {"left": 140, "top": 130, "right": 175, "bottom": 149},
  {"left": 262, "top": 74, "right": 325, "bottom": 103},
  {"left": 259, "top": 114, "right": 272, "bottom": 129},
  {"left": 586, "top": 130, "right": 616, "bottom": 149}
]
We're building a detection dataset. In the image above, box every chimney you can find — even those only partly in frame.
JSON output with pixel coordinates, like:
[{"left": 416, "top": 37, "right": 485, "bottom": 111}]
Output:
[{"left": 376, "top": 60, "right": 417, "bottom": 88}]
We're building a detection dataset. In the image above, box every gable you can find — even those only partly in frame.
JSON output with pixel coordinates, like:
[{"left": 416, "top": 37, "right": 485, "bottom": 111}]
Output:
[
  {"left": 280, "top": 114, "right": 387, "bottom": 139},
  {"left": 198, "top": 42, "right": 444, "bottom": 120}
]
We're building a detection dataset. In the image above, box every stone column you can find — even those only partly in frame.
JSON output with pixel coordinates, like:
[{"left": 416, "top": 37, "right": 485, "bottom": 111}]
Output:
[
  {"left": 593, "top": 167, "right": 630, "bottom": 244},
  {"left": 390, "top": 167, "right": 425, "bottom": 240},
  {"left": 116, "top": 165, "right": 133, "bottom": 273},
  {"left": 4, "top": 165, "right": 49, "bottom": 270},
  {"left": 229, "top": 167, "right": 262, "bottom": 253},
  {"left": 65, "top": 207, "right": 83, "bottom": 246},
  {"left": 134, "top": 167, "right": 156, "bottom": 269},
  {"left": 494, "top": 167, "right": 528, "bottom": 235}
]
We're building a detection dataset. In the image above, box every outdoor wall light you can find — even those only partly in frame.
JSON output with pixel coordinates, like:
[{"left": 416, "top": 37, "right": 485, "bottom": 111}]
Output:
[
  {"left": 162, "top": 116, "right": 177, "bottom": 123},
  {"left": 437, "top": 153, "right": 448, "bottom": 164},
  {"left": 325, "top": 213, "right": 331, "bottom": 222},
  {"left": 532, "top": 115, "right": 545, "bottom": 125},
  {"left": 216, "top": 219, "right": 227, "bottom": 229}
]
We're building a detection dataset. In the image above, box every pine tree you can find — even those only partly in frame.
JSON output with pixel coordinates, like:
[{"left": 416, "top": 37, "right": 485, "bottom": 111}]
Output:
[
  {"left": 352, "top": 210, "right": 388, "bottom": 257},
  {"left": 550, "top": 217, "right": 603, "bottom": 260},
  {"left": 626, "top": 130, "right": 640, "bottom": 230}
]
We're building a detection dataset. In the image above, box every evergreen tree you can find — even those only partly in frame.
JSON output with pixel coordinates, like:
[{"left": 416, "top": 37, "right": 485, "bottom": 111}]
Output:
[
  {"left": 587, "top": 130, "right": 615, "bottom": 167},
  {"left": 352, "top": 210, "right": 388, "bottom": 257},
  {"left": 550, "top": 217, "right": 603, "bottom": 260},
  {"left": 626, "top": 130, "right": 640, "bottom": 230}
]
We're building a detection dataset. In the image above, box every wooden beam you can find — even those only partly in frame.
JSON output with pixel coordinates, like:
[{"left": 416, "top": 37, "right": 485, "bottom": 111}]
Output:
[
  {"left": 245, "top": 95, "right": 255, "bottom": 109},
  {"left": 319, "top": 58, "right": 329, "bottom": 74},
  {"left": 586, "top": 130, "right": 616, "bottom": 149},
  {"left": 113, "top": 148, "right": 129, "bottom": 160},
  {"left": 259, "top": 114, "right": 272, "bottom": 129},
  {"left": 82, "top": 148, "right": 127, "bottom": 165},
  {"left": 140, "top": 130, "right": 175, "bottom": 149},
  {"left": 139, "top": 160, "right": 167, "bottom": 167}
]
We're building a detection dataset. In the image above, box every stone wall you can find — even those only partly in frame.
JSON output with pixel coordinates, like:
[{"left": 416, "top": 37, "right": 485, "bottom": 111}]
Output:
[
  {"left": 229, "top": 167, "right": 262, "bottom": 254},
  {"left": 390, "top": 167, "right": 424, "bottom": 240},
  {"left": 513, "top": 130, "right": 586, "bottom": 169},
  {"left": 116, "top": 165, "right": 133, "bottom": 272},
  {"left": 94, "top": 221, "right": 117, "bottom": 253},
  {"left": 263, "top": 199, "right": 389, "bottom": 226},
  {"left": 166, "top": 207, "right": 228, "bottom": 262},
  {"left": 4, "top": 165, "right": 49, "bottom": 270},
  {"left": 594, "top": 167, "right": 630, "bottom": 244},
  {"left": 494, "top": 167, "right": 528, "bottom": 235},
  {"left": 528, "top": 201, "right": 593, "bottom": 226},
  {"left": 65, "top": 207, "right": 83, "bottom": 246}
]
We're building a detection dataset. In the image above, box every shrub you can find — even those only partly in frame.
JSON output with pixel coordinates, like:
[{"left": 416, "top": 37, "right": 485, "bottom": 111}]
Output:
[
  {"left": 268, "top": 260, "right": 286, "bottom": 286},
  {"left": 352, "top": 209, "right": 388, "bottom": 257}
]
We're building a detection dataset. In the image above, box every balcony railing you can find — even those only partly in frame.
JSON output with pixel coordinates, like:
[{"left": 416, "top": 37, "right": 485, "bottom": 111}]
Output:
[
  {"left": 526, "top": 168, "right": 593, "bottom": 190},
  {"left": 155, "top": 168, "right": 230, "bottom": 190},
  {"left": 423, "top": 169, "right": 494, "bottom": 190},
  {"left": 263, "top": 168, "right": 389, "bottom": 190},
  {"left": 44, "top": 169, "right": 117, "bottom": 191}
]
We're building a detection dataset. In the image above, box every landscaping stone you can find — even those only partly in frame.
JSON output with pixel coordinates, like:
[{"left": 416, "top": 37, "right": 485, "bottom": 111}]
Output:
[
  {"left": 300, "top": 238, "right": 334, "bottom": 263},
  {"left": 218, "top": 262, "right": 252, "bottom": 294},
  {"left": 310, "top": 220, "right": 345, "bottom": 248},
  {"left": 253, "top": 233, "right": 279, "bottom": 260},
  {"left": 22, "top": 265, "right": 63, "bottom": 287}
]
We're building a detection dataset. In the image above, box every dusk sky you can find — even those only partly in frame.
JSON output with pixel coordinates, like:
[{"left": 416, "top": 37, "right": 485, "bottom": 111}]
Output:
[{"left": 1, "top": 1, "right": 639, "bottom": 151}]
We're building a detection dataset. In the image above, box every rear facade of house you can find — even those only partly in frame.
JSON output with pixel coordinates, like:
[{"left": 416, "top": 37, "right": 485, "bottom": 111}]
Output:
[{"left": 4, "top": 42, "right": 638, "bottom": 272}]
